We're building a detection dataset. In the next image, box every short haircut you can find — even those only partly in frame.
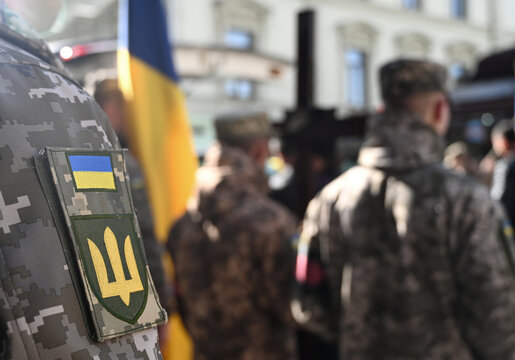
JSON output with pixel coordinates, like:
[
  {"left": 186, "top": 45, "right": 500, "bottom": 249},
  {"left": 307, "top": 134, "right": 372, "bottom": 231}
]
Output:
[
  {"left": 93, "top": 79, "right": 123, "bottom": 108},
  {"left": 379, "top": 58, "right": 447, "bottom": 107}
]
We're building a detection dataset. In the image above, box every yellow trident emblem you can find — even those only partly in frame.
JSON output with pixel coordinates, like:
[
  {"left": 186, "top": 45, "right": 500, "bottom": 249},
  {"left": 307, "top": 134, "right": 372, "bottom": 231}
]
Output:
[{"left": 87, "top": 227, "right": 144, "bottom": 306}]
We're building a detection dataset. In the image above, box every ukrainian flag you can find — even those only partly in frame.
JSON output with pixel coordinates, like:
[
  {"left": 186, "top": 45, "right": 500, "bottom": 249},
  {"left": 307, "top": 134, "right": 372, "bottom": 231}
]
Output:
[
  {"left": 68, "top": 155, "right": 116, "bottom": 190},
  {"left": 118, "top": 0, "right": 197, "bottom": 358}
]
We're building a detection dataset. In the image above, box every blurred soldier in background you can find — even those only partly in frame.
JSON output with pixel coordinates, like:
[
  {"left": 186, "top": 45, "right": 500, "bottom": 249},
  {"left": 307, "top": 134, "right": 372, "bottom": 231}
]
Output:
[
  {"left": 443, "top": 141, "right": 478, "bottom": 176},
  {"left": 168, "top": 112, "right": 298, "bottom": 360},
  {"left": 94, "top": 78, "right": 170, "bottom": 308},
  {"left": 490, "top": 118, "right": 515, "bottom": 226},
  {"left": 0, "top": 1, "right": 164, "bottom": 358},
  {"left": 294, "top": 59, "right": 515, "bottom": 359}
]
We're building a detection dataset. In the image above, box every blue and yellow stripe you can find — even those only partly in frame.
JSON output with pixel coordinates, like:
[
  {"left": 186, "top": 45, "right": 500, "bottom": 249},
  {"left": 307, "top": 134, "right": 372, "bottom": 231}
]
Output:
[
  {"left": 118, "top": 1, "right": 198, "bottom": 357},
  {"left": 68, "top": 155, "right": 116, "bottom": 190}
]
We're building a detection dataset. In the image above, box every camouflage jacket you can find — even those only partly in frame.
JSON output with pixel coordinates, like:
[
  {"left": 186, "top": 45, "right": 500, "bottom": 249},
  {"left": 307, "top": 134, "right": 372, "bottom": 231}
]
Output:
[
  {"left": 295, "top": 110, "right": 515, "bottom": 360},
  {"left": 167, "top": 143, "right": 298, "bottom": 360},
  {"left": 0, "top": 23, "right": 162, "bottom": 359}
]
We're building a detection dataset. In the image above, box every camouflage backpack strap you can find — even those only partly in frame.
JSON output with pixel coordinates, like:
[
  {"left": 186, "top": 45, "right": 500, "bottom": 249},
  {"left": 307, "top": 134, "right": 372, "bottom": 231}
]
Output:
[
  {"left": 339, "top": 167, "right": 389, "bottom": 309},
  {"left": 34, "top": 148, "right": 167, "bottom": 342}
]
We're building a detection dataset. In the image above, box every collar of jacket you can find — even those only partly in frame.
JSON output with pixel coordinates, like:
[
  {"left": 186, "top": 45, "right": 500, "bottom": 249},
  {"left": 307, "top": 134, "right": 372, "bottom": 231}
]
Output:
[
  {"left": 188, "top": 143, "right": 269, "bottom": 220},
  {"left": 0, "top": 24, "right": 76, "bottom": 85},
  {"left": 358, "top": 110, "right": 444, "bottom": 173}
]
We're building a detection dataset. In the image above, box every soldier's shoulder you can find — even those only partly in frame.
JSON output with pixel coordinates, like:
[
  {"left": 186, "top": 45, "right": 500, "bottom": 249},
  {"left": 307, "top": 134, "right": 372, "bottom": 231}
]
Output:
[
  {"left": 0, "top": 33, "right": 73, "bottom": 82},
  {"left": 439, "top": 166, "right": 491, "bottom": 203},
  {"left": 316, "top": 166, "right": 377, "bottom": 203},
  {"left": 235, "top": 194, "right": 298, "bottom": 235}
]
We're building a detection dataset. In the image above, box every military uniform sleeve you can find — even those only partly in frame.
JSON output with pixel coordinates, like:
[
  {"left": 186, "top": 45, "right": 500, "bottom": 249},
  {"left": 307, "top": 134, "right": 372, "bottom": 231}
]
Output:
[
  {"left": 293, "top": 193, "right": 341, "bottom": 342},
  {"left": 254, "top": 207, "right": 298, "bottom": 327},
  {"left": 453, "top": 188, "right": 515, "bottom": 359}
]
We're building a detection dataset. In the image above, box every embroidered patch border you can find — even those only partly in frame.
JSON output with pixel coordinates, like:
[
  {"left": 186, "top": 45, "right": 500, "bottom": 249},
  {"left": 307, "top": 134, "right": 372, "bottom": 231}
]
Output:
[
  {"left": 70, "top": 214, "right": 148, "bottom": 324},
  {"left": 66, "top": 152, "right": 118, "bottom": 192},
  {"left": 36, "top": 147, "right": 167, "bottom": 342}
]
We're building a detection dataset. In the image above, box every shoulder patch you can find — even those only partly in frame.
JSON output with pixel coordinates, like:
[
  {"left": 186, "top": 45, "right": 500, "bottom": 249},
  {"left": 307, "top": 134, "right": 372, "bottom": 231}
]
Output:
[{"left": 36, "top": 148, "right": 167, "bottom": 341}]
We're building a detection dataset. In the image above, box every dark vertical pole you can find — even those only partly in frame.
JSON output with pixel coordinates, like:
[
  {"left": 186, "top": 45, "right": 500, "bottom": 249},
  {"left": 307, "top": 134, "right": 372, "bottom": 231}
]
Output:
[
  {"left": 297, "top": 9, "right": 315, "bottom": 109},
  {"left": 512, "top": 59, "right": 515, "bottom": 117}
]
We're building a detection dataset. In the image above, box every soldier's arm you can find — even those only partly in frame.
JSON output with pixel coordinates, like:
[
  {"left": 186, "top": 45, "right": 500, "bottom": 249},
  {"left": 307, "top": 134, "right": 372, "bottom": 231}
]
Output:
[
  {"left": 292, "top": 194, "right": 340, "bottom": 342},
  {"left": 255, "top": 207, "right": 297, "bottom": 327},
  {"left": 453, "top": 188, "right": 515, "bottom": 359}
]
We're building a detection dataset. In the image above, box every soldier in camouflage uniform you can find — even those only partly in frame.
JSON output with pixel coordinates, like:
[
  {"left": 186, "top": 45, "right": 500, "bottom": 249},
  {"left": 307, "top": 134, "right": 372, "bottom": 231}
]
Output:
[
  {"left": 167, "top": 112, "right": 298, "bottom": 360},
  {"left": 294, "top": 59, "right": 515, "bottom": 359},
  {"left": 0, "top": 3, "right": 165, "bottom": 359}
]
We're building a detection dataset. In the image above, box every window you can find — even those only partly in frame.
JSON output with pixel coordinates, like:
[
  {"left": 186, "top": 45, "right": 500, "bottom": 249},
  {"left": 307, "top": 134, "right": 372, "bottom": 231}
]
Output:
[
  {"left": 224, "top": 29, "right": 254, "bottom": 50},
  {"left": 225, "top": 79, "right": 254, "bottom": 100},
  {"left": 446, "top": 42, "right": 475, "bottom": 84},
  {"left": 338, "top": 22, "right": 376, "bottom": 111},
  {"left": 449, "top": 63, "right": 467, "bottom": 83},
  {"left": 345, "top": 49, "right": 367, "bottom": 109},
  {"left": 224, "top": 29, "right": 254, "bottom": 100},
  {"left": 451, "top": 0, "right": 466, "bottom": 19},
  {"left": 402, "top": 0, "right": 421, "bottom": 10}
]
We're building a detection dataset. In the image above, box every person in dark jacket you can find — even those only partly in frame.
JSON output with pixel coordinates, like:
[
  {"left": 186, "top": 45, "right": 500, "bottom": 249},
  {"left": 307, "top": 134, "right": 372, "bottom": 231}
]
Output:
[
  {"left": 294, "top": 59, "right": 515, "bottom": 360},
  {"left": 490, "top": 118, "right": 515, "bottom": 226}
]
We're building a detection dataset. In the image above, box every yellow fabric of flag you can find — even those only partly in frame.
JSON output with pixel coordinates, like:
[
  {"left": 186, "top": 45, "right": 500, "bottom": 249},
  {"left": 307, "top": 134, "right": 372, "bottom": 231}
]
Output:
[{"left": 118, "top": 0, "right": 197, "bottom": 358}]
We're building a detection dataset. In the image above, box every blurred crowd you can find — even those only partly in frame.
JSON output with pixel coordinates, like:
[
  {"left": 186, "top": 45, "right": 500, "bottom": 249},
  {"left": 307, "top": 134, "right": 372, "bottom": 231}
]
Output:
[{"left": 95, "top": 58, "right": 515, "bottom": 360}]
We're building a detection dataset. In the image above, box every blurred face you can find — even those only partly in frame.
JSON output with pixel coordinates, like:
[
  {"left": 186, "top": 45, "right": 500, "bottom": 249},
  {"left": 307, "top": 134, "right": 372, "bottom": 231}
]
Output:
[
  {"left": 492, "top": 134, "right": 509, "bottom": 157},
  {"left": 102, "top": 96, "right": 127, "bottom": 137},
  {"left": 5, "top": 0, "right": 64, "bottom": 32}
]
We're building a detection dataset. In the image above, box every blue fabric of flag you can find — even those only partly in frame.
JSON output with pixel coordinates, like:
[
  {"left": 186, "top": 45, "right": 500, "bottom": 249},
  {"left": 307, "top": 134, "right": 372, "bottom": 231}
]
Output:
[
  {"left": 69, "top": 155, "right": 113, "bottom": 173},
  {"left": 118, "top": 0, "right": 179, "bottom": 82}
]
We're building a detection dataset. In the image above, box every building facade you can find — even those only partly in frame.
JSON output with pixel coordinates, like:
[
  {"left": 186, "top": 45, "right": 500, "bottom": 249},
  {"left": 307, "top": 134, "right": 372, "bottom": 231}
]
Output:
[
  {"left": 45, "top": 0, "right": 515, "bottom": 153},
  {"left": 167, "top": 0, "right": 515, "bottom": 152}
]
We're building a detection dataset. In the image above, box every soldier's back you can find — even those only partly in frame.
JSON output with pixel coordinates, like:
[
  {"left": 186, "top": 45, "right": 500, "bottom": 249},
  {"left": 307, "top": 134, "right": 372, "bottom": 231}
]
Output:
[
  {"left": 311, "top": 161, "right": 515, "bottom": 359},
  {"left": 169, "top": 144, "right": 297, "bottom": 360}
]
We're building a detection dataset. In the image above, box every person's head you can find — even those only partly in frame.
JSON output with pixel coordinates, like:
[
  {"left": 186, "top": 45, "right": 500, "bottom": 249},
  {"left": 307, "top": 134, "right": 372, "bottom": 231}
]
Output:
[
  {"left": 444, "top": 141, "right": 476, "bottom": 174},
  {"left": 94, "top": 78, "right": 127, "bottom": 138},
  {"left": 380, "top": 59, "right": 450, "bottom": 135},
  {"left": 491, "top": 119, "right": 515, "bottom": 157},
  {"left": 214, "top": 111, "right": 271, "bottom": 169}
]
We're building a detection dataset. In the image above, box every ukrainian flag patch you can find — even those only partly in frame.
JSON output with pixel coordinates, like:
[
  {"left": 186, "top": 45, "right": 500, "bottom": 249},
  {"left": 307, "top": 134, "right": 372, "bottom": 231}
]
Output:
[{"left": 68, "top": 154, "right": 116, "bottom": 191}]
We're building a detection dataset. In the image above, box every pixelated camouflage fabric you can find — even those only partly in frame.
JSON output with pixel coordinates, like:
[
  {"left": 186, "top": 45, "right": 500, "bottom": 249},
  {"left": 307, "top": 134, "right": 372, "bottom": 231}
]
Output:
[
  {"left": 296, "top": 110, "right": 515, "bottom": 359},
  {"left": 168, "top": 143, "right": 298, "bottom": 360},
  {"left": 0, "top": 22, "right": 163, "bottom": 359}
]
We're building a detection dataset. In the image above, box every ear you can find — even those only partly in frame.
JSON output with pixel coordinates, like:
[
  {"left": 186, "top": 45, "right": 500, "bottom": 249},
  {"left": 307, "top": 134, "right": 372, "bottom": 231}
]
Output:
[
  {"left": 433, "top": 96, "right": 444, "bottom": 122},
  {"left": 431, "top": 95, "right": 450, "bottom": 135},
  {"left": 249, "top": 138, "right": 269, "bottom": 168}
]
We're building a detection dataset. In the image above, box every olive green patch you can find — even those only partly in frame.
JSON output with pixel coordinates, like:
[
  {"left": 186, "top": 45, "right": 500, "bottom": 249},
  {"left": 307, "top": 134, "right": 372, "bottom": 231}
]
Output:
[
  {"left": 70, "top": 214, "right": 148, "bottom": 324},
  {"left": 39, "top": 147, "right": 167, "bottom": 341}
]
